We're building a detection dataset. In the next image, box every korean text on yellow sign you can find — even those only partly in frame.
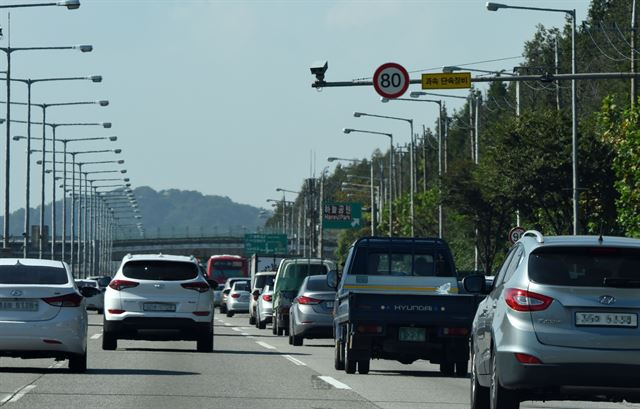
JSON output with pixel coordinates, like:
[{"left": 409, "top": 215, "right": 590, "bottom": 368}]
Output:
[{"left": 421, "top": 72, "right": 471, "bottom": 90}]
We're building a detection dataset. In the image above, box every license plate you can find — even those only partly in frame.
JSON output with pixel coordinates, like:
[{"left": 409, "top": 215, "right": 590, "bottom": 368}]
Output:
[
  {"left": 575, "top": 312, "right": 637, "bottom": 327},
  {"left": 399, "top": 327, "right": 426, "bottom": 342},
  {"left": 326, "top": 301, "right": 334, "bottom": 308},
  {"left": 0, "top": 299, "right": 38, "bottom": 311},
  {"left": 143, "top": 302, "right": 176, "bottom": 312}
]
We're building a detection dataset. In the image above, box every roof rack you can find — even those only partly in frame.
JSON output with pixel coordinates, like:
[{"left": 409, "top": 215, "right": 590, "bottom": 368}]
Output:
[
  {"left": 126, "top": 253, "right": 133, "bottom": 259},
  {"left": 523, "top": 230, "right": 544, "bottom": 244}
]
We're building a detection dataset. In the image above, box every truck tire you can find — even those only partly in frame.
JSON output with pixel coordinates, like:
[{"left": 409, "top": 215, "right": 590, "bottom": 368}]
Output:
[
  {"left": 102, "top": 331, "right": 117, "bottom": 351},
  {"left": 456, "top": 360, "right": 469, "bottom": 377},
  {"left": 334, "top": 340, "right": 345, "bottom": 370},
  {"left": 440, "top": 362, "right": 455, "bottom": 376},
  {"left": 272, "top": 316, "right": 278, "bottom": 335},
  {"left": 358, "top": 359, "right": 370, "bottom": 374},
  {"left": 344, "top": 341, "right": 356, "bottom": 374}
]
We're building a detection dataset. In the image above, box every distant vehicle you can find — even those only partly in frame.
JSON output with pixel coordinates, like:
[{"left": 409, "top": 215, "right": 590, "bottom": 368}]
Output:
[
  {"left": 0, "top": 258, "right": 99, "bottom": 372},
  {"left": 249, "top": 253, "right": 284, "bottom": 287},
  {"left": 272, "top": 258, "right": 335, "bottom": 336},
  {"left": 219, "top": 277, "right": 250, "bottom": 314},
  {"left": 207, "top": 254, "right": 247, "bottom": 285},
  {"left": 86, "top": 275, "right": 112, "bottom": 289},
  {"left": 330, "top": 236, "right": 482, "bottom": 375},
  {"left": 256, "top": 284, "right": 274, "bottom": 329},
  {"left": 75, "top": 279, "right": 104, "bottom": 314},
  {"left": 289, "top": 275, "right": 336, "bottom": 346},
  {"left": 213, "top": 283, "right": 225, "bottom": 307},
  {"left": 469, "top": 231, "right": 640, "bottom": 409},
  {"left": 102, "top": 254, "right": 214, "bottom": 352},
  {"left": 249, "top": 271, "right": 276, "bottom": 325},
  {"left": 225, "top": 280, "right": 251, "bottom": 317}
]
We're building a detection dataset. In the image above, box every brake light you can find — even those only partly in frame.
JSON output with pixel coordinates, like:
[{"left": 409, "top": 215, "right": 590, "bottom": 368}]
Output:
[
  {"left": 108, "top": 309, "right": 125, "bottom": 314},
  {"left": 181, "top": 282, "right": 210, "bottom": 293},
  {"left": 231, "top": 293, "right": 241, "bottom": 299},
  {"left": 505, "top": 288, "right": 553, "bottom": 312},
  {"left": 193, "top": 311, "right": 210, "bottom": 316},
  {"left": 262, "top": 294, "right": 272, "bottom": 302},
  {"left": 515, "top": 353, "right": 543, "bottom": 364},
  {"left": 441, "top": 327, "right": 469, "bottom": 336},
  {"left": 357, "top": 324, "right": 383, "bottom": 334},
  {"left": 109, "top": 280, "right": 139, "bottom": 291},
  {"left": 42, "top": 293, "right": 82, "bottom": 307},
  {"left": 297, "top": 296, "right": 322, "bottom": 305}
]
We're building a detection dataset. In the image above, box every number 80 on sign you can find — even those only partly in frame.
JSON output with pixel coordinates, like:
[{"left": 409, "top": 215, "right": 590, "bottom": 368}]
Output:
[{"left": 373, "top": 62, "right": 410, "bottom": 99}]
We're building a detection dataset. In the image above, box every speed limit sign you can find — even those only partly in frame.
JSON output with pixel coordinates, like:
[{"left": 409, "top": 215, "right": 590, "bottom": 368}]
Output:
[
  {"left": 373, "top": 62, "right": 410, "bottom": 99},
  {"left": 508, "top": 227, "right": 526, "bottom": 244}
]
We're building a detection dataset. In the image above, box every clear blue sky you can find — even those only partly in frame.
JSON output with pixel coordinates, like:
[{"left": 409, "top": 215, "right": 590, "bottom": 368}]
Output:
[{"left": 0, "top": 0, "right": 591, "bottom": 216}]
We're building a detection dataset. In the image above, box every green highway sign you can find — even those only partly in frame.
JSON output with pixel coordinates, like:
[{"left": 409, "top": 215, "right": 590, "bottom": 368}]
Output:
[
  {"left": 244, "top": 234, "right": 288, "bottom": 255},
  {"left": 322, "top": 202, "right": 362, "bottom": 229}
]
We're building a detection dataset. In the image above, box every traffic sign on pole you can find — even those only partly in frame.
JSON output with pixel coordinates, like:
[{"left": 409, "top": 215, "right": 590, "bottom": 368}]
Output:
[
  {"left": 508, "top": 226, "right": 526, "bottom": 244},
  {"left": 421, "top": 72, "right": 471, "bottom": 89},
  {"left": 322, "top": 202, "right": 362, "bottom": 229},
  {"left": 373, "top": 63, "right": 410, "bottom": 99}
]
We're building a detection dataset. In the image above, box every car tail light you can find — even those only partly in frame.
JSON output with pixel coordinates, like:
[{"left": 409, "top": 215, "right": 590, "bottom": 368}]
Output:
[
  {"left": 441, "top": 327, "right": 469, "bottom": 336},
  {"left": 193, "top": 311, "right": 210, "bottom": 316},
  {"left": 357, "top": 324, "right": 383, "bottom": 334},
  {"left": 231, "top": 293, "right": 241, "bottom": 299},
  {"left": 262, "top": 294, "right": 272, "bottom": 302},
  {"left": 109, "top": 280, "right": 139, "bottom": 291},
  {"left": 181, "top": 282, "right": 210, "bottom": 293},
  {"left": 42, "top": 293, "right": 83, "bottom": 307},
  {"left": 515, "top": 353, "right": 543, "bottom": 364},
  {"left": 505, "top": 288, "right": 553, "bottom": 312},
  {"left": 108, "top": 309, "right": 125, "bottom": 314},
  {"left": 297, "top": 296, "right": 322, "bottom": 305}
]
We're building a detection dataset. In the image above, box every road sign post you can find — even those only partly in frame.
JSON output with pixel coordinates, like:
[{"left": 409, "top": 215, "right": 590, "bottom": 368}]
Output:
[
  {"left": 373, "top": 63, "right": 410, "bottom": 99},
  {"left": 322, "top": 202, "right": 362, "bottom": 230}
]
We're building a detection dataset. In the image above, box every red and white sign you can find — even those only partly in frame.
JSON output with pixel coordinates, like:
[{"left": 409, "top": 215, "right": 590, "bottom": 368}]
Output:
[
  {"left": 373, "top": 62, "right": 410, "bottom": 99},
  {"left": 508, "top": 226, "right": 526, "bottom": 244}
]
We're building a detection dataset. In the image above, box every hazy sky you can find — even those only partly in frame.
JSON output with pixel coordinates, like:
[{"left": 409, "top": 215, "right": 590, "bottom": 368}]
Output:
[{"left": 0, "top": 0, "right": 591, "bottom": 219}]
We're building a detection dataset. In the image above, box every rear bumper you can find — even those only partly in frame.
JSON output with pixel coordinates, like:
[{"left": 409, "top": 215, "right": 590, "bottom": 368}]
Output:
[
  {"left": 104, "top": 317, "right": 211, "bottom": 340},
  {"left": 227, "top": 299, "right": 249, "bottom": 313},
  {"left": 297, "top": 324, "right": 333, "bottom": 339}
]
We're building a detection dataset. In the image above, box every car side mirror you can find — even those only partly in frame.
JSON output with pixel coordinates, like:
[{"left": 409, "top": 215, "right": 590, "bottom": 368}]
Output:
[
  {"left": 463, "top": 274, "right": 486, "bottom": 294},
  {"left": 223, "top": 289, "right": 231, "bottom": 295},
  {"left": 79, "top": 286, "right": 100, "bottom": 298},
  {"left": 206, "top": 279, "right": 217, "bottom": 289},
  {"left": 327, "top": 270, "right": 338, "bottom": 289},
  {"left": 252, "top": 289, "right": 260, "bottom": 296}
]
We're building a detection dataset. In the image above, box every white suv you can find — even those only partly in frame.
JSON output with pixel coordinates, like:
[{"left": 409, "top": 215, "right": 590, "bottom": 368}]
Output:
[{"left": 102, "top": 254, "right": 213, "bottom": 352}]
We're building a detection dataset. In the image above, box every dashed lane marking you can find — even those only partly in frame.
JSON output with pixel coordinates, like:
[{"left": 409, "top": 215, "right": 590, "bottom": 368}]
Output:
[
  {"left": 224, "top": 323, "right": 231, "bottom": 326},
  {"left": 1, "top": 385, "right": 37, "bottom": 404},
  {"left": 256, "top": 341, "right": 276, "bottom": 350},
  {"left": 283, "top": 355, "right": 306, "bottom": 366},
  {"left": 240, "top": 332, "right": 249, "bottom": 336},
  {"left": 317, "top": 376, "right": 351, "bottom": 390},
  {"left": 90, "top": 333, "right": 102, "bottom": 340},
  {"left": 231, "top": 327, "right": 241, "bottom": 332}
]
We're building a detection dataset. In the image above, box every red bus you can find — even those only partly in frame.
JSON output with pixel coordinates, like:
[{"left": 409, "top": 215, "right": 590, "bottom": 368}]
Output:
[{"left": 206, "top": 255, "right": 248, "bottom": 284}]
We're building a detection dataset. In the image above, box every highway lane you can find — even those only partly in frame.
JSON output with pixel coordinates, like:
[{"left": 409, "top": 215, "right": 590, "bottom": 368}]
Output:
[{"left": 0, "top": 311, "right": 638, "bottom": 409}]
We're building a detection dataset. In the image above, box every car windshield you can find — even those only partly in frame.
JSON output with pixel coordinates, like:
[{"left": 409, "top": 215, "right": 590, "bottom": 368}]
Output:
[
  {"left": 529, "top": 247, "right": 640, "bottom": 287},
  {"left": 123, "top": 261, "right": 198, "bottom": 281},
  {"left": 275, "top": 263, "right": 328, "bottom": 293},
  {"left": 0, "top": 264, "right": 68, "bottom": 285}
]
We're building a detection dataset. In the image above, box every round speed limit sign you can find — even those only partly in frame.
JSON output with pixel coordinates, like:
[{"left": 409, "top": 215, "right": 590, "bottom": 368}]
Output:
[
  {"left": 508, "top": 227, "right": 526, "bottom": 244},
  {"left": 373, "top": 62, "right": 410, "bottom": 99}
]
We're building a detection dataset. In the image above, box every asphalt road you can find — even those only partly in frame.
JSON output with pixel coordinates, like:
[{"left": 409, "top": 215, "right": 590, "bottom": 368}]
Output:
[{"left": 0, "top": 311, "right": 639, "bottom": 409}]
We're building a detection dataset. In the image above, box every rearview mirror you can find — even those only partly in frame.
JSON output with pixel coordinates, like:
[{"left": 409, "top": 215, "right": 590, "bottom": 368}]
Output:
[
  {"left": 463, "top": 274, "right": 486, "bottom": 294},
  {"left": 327, "top": 270, "right": 338, "bottom": 289}
]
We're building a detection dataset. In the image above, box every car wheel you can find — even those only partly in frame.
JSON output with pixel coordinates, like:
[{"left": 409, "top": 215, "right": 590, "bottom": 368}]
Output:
[
  {"left": 258, "top": 316, "right": 266, "bottom": 330},
  {"left": 471, "top": 348, "right": 490, "bottom": 409},
  {"left": 249, "top": 314, "right": 256, "bottom": 325},
  {"left": 102, "top": 331, "right": 117, "bottom": 351},
  {"left": 220, "top": 305, "right": 227, "bottom": 314},
  {"left": 344, "top": 337, "right": 356, "bottom": 374},
  {"left": 254, "top": 311, "right": 260, "bottom": 328},
  {"left": 272, "top": 316, "right": 278, "bottom": 335},
  {"left": 68, "top": 351, "right": 87, "bottom": 373},
  {"left": 197, "top": 329, "right": 214, "bottom": 353},
  {"left": 490, "top": 351, "right": 519, "bottom": 409},
  {"left": 97, "top": 308, "right": 104, "bottom": 315},
  {"left": 226, "top": 311, "right": 234, "bottom": 317},
  {"left": 358, "top": 358, "right": 370, "bottom": 374},
  {"left": 456, "top": 360, "right": 469, "bottom": 377},
  {"left": 334, "top": 339, "right": 345, "bottom": 370},
  {"left": 440, "top": 362, "right": 455, "bottom": 376},
  {"left": 291, "top": 321, "right": 303, "bottom": 346}
]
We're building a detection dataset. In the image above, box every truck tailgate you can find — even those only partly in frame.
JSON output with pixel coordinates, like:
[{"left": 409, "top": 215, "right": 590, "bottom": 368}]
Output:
[{"left": 347, "top": 292, "right": 481, "bottom": 327}]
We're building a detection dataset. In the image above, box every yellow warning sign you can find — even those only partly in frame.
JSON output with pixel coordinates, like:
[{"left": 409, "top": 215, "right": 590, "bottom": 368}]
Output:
[{"left": 421, "top": 72, "right": 472, "bottom": 89}]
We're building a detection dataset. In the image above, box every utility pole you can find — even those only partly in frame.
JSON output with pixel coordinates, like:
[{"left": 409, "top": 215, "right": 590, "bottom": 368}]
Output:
[
  {"left": 555, "top": 35, "right": 561, "bottom": 111},
  {"left": 632, "top": 0, "right": 637, "bottom": 107}
]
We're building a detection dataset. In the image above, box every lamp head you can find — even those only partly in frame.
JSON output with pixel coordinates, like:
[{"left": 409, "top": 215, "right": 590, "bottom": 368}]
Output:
[
  {"left": 114, "top": 149, "right": 122, "bottom": 154},
  {"left": 353, "top": 112, "right": 364, "bottom": 118},
  {"left": 12, "top": 136, "right": 23, "bottom": 141},
  {"left": 486, "top": 2, "right": 506, "bottom": 11},
  {"left": 125, "top": 183, "right": 131, "bottom": 187},
  {"left": 90, "top": 75, "right": 102, "bottom": 83},
  {"left": 343, "top": 128, "right": 352, "bottom": 134},
  {"left": 102, "top": 122, "right": 112, "bottom": 128},
  {"left": 36, "top": 160, "right": 43, "bottom": 165},
  {"left": 380, "top": 97, "right": 389, "bottom": 103},
  {"left": 120, "top": 170, "right": 127, "bottom": 174},
  {"left": 76, "top": 44, "right": 93, "bottom": 53},
  {"left": 410, "top": 91, "right": 426, "bottom": 98},
  {"left": 58, "top": 0, "right": 80, "bottom": 9},
  {"left": 442, "top": 66, "right": 459, "bottom": 73},
  {"left": 109, "top": 136, "right": 117, "bottom": 141},
  {"left": 0, "top": 119, "right": 5, "bottom": 124},
  {"left": 327, "top": 157, "right": 337, "bottom": 162},
  {"left": 98, "top": 100, "right": 109, "bottom": 107},
  {"left": 45, "top": 169, "right": 52, "bottom": 174},
  {"left": 123, "top": 178, "right": 130, "bottom": 182},
  {"left": 117, "top": 160, "right": 125, "bottom": 164}
]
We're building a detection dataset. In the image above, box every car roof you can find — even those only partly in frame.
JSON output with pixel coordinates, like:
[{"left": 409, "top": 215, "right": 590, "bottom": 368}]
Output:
[
  {"left": 306, "top": 274, "right": 327, "bottom": 282},
  {"left": 520, "top": 232, "right": 640, "bottom": 250},
  {"left": 256, "top": 271, "right": 276, "bottom": 276},
  {"left": 122, "top": 254, "right": 196, "bottom": 263},
  {"left": 0, "top": 258, "right": 65, "bottom": 268}
]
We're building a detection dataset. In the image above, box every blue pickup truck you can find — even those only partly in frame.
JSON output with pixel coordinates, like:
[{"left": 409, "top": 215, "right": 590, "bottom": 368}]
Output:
[{"left": 328, "top": 236, "right": 484, "bottom": 375}]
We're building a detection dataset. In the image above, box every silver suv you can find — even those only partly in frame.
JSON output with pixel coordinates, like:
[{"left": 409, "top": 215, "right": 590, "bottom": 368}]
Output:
[{"left": 468, "top": 231, "right": 640, "bottom": 409}]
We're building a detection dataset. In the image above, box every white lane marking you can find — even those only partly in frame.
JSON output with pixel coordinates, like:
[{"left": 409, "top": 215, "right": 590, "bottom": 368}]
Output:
[
  {"left": 283, "top": 355, "right": 306, "bottom": 366},
  {"left": 318, "top": 376, "right": 351, "bottom": 390},
  {"left": 240, "top": 332, "right": 249, "bottom": 336},
  {"left": 247, "top": 336, "right": 256, "bottom": 339},
  {"left": 90, "top": 333, "right": 103, "bottom": 340},
  {"left": 231, "top": 327, "right": 241, "bottom": 332},
  {"left": 224, "top": 323, "right": 231, "bottom": 326},
  {"left": 256, "top": 341, "right": 276, "bottom": 350},
  {"left": 1, "top": 385, "right": 37, "bottom": 404}
]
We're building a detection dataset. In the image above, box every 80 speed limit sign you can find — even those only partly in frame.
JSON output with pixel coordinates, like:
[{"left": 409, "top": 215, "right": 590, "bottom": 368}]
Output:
[{"left": 373, "top": 62, "right": 410, "bottom": 99}]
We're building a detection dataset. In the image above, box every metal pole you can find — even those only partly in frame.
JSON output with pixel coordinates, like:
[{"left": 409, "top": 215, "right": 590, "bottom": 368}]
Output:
[
  {"left": 83, "top": 173, "right": 88, "bottom": 276},
  {"left": 555, "top": 36, "right": 561, "bottom": 111},
  {"left": 77, "top": 165, "right": 82, "bottom": 274},
  {"left": 389, "top": 136, "right": 393, "bottom": 237},
  {"left": 23, "top": 81, "right": 31, "bottom": 258},
  {"left": 422, "top": 127, "right": 427, "bottom": 192},
  {"left": 3, "top": 48, "right": 10, "bottom": 249},
  {"left": 409, "top": 120, "right": 414, "bottom": 237},
  {"left": 61, "top": 142, "right": 67, "bottom": 263},
  {"left": 475, "top": 93, "right": 479, "bottom": 163},
  {"left": 469, "top": 97, "right": 474, "bottom": 161},
  {"left": 370, "top": 161, "right": 375, "bottom": 235},
  {"left": 51, "top": 126, "right": 56, "bottom": 259},
  {"left": 39, "top": 106, "right": 46, "bottom": 258},
  {"left": 632, "top": 0, "right": 637, "bottom": 107},
  {"left": 89, "top": 184, "right": 94, "bottom": 274},
  {"left": 70, "top": 154, "right": 75, "bottom": 273},
  {"left": 438, "top": 103, "right": 443, "bottom": 239},
  {"left": 571, "top": 9, "right": 578, "bottom": 235}
]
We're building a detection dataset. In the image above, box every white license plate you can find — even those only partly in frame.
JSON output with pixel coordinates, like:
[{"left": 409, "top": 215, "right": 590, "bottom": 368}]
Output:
[
  {"left": 399, "top": 327, "right": 426, "bottom": 342},
  {"left": 575, "top": 312, "right": 637, "bottom": 327},
  {"left": 0, "top": 299, "right": 38, "bottom": 311},
  {"left": 326, "top": 301, "right": 334, "bottom": 308},
  {"left": 143, "top": 302, "right": 176, "bottom": 312}
]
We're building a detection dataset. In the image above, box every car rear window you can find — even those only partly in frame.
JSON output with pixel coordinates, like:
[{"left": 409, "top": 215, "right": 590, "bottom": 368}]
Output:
[
  {"left": 255, "top": 274, "right": 275, "bottom": 289},
  {"left": 351, "top": 249, "right": 454, "bottom": 277},
  {"left": 529, "top": 247, "right": 640, "bottom": 287},
  {"left": 0, "top": 265, "right": 68, "bottom": 284},
  {"left": 122, "top": 260, "right": 198, "bottom": 281},
  {"left": 233, "top": 282, "right": 249, "bottom": 291},
  {"left": 305, "top": 276, "right": 334, "bottom": 292}
]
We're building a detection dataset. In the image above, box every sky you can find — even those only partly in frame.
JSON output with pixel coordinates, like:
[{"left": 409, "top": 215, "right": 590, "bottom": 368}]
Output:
[{"left": 0, "top": 0, "right": 592, "bottom": 223}]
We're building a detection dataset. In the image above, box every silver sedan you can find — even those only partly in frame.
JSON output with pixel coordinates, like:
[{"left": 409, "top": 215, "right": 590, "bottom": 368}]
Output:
[
  {"left": 256, "top": 284, "right": 274, "bottom": 329},
  {"left": 288, "top": 275, "right": 336, "bottom": 346},
  {"left": 225, "top": 280, "right": 250, "bottom": 317}
]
